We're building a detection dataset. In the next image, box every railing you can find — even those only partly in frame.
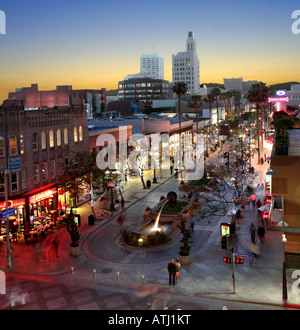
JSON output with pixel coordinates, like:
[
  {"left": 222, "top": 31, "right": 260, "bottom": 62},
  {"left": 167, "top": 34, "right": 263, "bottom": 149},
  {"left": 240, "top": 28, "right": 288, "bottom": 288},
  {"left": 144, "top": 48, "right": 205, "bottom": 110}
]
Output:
[{"left": 273, "top": 144, "right": 300, "bottom": 156}]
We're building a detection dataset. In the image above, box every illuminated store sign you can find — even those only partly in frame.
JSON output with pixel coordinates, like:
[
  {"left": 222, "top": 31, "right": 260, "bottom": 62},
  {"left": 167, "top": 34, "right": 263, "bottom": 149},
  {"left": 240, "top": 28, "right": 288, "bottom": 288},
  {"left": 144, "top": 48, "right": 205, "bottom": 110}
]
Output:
[
  {"left": 268, "top": 97, "right": 289, "bottom": 102},
  {"left": 276, "top": 90, "right": 287, "bottom": 96},
  {"left": 29, "top": 188, "right": 57, "bottom": 204}
]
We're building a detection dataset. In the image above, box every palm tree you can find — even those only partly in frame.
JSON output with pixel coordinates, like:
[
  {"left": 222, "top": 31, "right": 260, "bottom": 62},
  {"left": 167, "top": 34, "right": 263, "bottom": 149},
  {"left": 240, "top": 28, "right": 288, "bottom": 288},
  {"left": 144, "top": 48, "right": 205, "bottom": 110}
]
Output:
[
  {"left": 172, "top": 82, "right": 188, "bottom": 133},
  {"left": 211, "top": 88, "right": 221, "bottom": 146},
  {"left": 188, "top": 95, "right": 204, "bottom": 135},
  {"left": 246, "top": 82, "right": 271, "bottom": 164}
]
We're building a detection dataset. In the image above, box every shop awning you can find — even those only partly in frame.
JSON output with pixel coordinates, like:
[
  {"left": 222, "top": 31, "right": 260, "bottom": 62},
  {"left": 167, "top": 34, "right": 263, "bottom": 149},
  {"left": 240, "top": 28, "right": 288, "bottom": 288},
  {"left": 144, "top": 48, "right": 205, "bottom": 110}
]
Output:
[{"left": 22, "top": 181, "right": 59, "bottom": 198}]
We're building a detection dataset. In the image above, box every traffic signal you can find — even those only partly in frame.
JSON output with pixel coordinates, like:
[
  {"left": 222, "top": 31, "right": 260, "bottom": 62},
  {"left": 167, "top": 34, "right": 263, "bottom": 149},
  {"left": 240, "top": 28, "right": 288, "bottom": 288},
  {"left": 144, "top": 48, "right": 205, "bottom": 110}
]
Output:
[
  {"left": 235, "top": 257, "right": 244, "bottom": 265},
  {"left": 221, "top": 235, "right": 228, "bottom": 250},
  {"left": 223, "top": 256, "right": 231, "bottom": 264},
  {"left": 11, "top": 220, "right": 18, "bottom": 234}
]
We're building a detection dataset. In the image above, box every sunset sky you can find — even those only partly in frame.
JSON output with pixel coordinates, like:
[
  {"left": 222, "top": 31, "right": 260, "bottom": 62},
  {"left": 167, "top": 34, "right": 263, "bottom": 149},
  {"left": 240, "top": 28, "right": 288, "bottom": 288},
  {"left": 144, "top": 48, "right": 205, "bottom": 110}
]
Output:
[{"left": 0, "top": 0, "right": 299, "bottom": 102}]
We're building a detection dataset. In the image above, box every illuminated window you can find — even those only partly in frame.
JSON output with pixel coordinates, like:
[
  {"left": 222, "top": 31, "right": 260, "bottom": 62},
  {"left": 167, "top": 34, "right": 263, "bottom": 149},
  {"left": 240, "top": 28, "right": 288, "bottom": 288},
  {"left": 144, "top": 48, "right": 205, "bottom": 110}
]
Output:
[
  {"left": 57, "top": 129, "right": 62, "bottom": 146},
  {"left": 74, "top": 127, "right": 78, "bottom": 142},
  {"left": 33, "top": 165, "right": 39, "bottom": 184},
  {"left": 32, "top": 133, "right": 38, "bottom": 151},
  {"left": 49, "top": 130, "right": 54, "bottom": 148},
  {"left": 64, "top": 128, "right": 68, "bottom": 145},
  {"left": 9, "top": 136, "right": 17, "bottom": 156},
  {"left": 41, "top": 131, "right": 47, "bottom": 150},
  {"left": 0, "top": 136, "right": 5, "bottom": 157},
  {"left": 20, "top": 134, "right": 24, "bottom": 154},
  {"left": 79, "top": 126, "right": 83, "bottom": 141},
  {"left": 42, "top": 163, "right": 47, "bottom": 181}
]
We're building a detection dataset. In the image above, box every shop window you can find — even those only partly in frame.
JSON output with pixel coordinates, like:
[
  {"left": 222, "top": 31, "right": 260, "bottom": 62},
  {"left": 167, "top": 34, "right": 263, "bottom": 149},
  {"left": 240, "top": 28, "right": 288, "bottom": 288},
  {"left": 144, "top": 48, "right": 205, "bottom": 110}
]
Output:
[
  {"left": 49, "top": 130, "right": 54, "bottom": 148},
  {"left": 11, "top": 172, "right": 18, "bottom": 192},
  {"left": 21, "top": 169, "right": 26, "bottom": 189},
  {"left": 42, "top": 163, "right": 47, "bottom": 181},
  {"left": 33, "top": 165, "right": 39, "bottom": 184},
  {"left": 32, "top": 133, "right": 38, "bottom": 151},
  {"left": 57, "top": 129, "right": 62, "bottom": 146},
  {"left": 64, "top": 128, "right": 68, "bottom": 145},
  {"left": 9, "top": 136, "right": 17, "bottom": 156},
  {"left": 41, "top": 131, "right": 47, "bottom": 150},
  {"left": 0, "top": 136, "right": 5, "bottom": 157},
  {"left": 79, "top": 126, "right": 83, "bottom": 141},
  {"left": 74, "top": 127, "right": 78, "bottom": 143},
  {"left": 50, "top": 160, "right": 55, "bottom": 178}
]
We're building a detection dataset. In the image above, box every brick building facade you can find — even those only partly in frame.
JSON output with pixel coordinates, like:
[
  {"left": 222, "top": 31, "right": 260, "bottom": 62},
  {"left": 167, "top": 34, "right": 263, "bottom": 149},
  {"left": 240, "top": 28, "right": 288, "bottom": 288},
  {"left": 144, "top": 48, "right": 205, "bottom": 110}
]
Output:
[{"left": 0, "top": 97, "right": 89, "bottom": 236}]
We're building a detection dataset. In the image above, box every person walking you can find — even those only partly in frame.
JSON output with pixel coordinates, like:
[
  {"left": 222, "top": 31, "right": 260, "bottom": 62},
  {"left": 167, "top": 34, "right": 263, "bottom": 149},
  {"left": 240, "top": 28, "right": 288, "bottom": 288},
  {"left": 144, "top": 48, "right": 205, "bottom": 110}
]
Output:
[
  {"left": 170, "top": 166, "right": 173, "bottom": 175},
  {"left": 117, "top": 213, "right": 125, "bottom": 227},
  {"left": 189, "top": 214, "right": 196, "bottom": 233},
  {"left": 175, "top": 259, "right": 181, "bottom": 282},
  {"left": 167, "top": 259, "right": 177, "bottom": 286},
  {"left": 121, "top": 199, "right": 125, "bottom": 211},
  {"left": 250, "top": 223, "right": 256, "bottom": 243},
  {"left": 257, "top": 223, "right": 266, "bottom": 244},
  {"left": 251, "top": 193, "right": 257, "bottom": 207}
]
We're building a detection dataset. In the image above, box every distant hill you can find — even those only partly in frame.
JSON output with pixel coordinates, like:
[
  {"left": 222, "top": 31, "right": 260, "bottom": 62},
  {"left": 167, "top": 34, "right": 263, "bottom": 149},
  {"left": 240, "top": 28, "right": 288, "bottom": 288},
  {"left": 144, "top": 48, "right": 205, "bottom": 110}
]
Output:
[
  {"left": 269, "top": 82, "right": 299, "bottom": 91},
  {"left": 106, "top": 89, "right": 118, "bottom": 96}
]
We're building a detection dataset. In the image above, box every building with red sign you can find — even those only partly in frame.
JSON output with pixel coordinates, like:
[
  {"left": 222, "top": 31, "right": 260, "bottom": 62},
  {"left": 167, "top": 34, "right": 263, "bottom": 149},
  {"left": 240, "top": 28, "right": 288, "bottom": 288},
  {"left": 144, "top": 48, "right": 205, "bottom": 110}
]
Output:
[{"left": 0, "top": 96, "right": 89, "bottom": 235}]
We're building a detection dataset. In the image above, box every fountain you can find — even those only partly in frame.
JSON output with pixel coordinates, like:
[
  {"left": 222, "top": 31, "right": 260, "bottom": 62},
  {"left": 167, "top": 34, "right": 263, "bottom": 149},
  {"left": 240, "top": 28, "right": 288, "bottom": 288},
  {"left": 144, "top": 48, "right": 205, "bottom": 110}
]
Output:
[{"left": 152, "top": 199, "right": 168, "bottom": 232}]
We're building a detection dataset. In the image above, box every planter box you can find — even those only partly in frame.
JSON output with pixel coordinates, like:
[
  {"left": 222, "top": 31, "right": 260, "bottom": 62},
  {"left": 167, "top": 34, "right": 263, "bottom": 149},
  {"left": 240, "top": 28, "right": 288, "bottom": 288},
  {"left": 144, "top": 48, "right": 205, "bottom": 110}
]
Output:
[
  {"left": 70, "top": 246, "right": 81, "bottom": 257},
  {"left": 178, "top": 254, "right": 190, "bottom": 266}
]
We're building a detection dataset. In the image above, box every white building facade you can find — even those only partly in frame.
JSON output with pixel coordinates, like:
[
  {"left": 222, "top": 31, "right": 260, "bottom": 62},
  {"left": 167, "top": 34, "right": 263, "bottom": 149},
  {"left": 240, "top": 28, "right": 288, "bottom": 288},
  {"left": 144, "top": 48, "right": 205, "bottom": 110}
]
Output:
[
  {"left": 172, "top": 32, "right": 200, "bottom": 95},
  {"left": 140, "top": 53, "right": 164, "bottom": 80}
]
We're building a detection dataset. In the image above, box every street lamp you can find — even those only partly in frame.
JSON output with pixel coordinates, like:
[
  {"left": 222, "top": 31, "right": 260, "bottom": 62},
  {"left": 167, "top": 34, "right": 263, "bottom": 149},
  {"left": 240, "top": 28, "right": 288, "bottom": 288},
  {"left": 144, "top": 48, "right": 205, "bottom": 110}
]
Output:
[{"left": 282, "top": 233, "right": 288, "bottom": 301}]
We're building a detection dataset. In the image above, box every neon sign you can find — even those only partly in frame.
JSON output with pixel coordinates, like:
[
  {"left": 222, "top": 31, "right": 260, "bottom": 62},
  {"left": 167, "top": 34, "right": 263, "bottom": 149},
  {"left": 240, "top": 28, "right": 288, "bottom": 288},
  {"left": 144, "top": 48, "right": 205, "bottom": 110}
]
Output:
[
  {"left": 268, "top": 97, "right": 289, "bottom": 103},
  {"left": 276, "top": 90, "right": 286, "bottom": 96},
  {"left": 29, "top": 188, "right": 57, "bottom": 204}
]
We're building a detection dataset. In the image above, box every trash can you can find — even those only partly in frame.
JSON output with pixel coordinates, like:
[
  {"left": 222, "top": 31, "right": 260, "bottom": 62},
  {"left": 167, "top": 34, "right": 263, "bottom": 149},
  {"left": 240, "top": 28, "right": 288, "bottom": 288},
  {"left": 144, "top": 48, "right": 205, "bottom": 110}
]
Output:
[
  {"left": 146, "top": 180, "right": 151, "bottom": 188},
  {"left": 88, "top": 214, "right": 95, "bottom": 225}
]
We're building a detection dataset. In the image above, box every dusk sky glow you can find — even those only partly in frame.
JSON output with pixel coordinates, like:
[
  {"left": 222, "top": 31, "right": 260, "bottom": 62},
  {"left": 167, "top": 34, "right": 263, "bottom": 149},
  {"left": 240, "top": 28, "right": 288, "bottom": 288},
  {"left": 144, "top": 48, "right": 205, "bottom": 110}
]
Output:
[{"left": 0, "top": 0, "right": 299, "bottom": 102}]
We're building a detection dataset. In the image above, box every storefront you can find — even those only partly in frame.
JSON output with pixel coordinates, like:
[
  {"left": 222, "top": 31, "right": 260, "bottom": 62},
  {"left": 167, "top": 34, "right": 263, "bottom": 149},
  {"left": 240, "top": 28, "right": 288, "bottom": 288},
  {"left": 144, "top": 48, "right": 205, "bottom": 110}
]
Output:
[
  {"left": 29, "top": 187, "right": 58, "bottom": 218},
  {"left": 0, "top": 198, "right": 26, "bottom": 235}
]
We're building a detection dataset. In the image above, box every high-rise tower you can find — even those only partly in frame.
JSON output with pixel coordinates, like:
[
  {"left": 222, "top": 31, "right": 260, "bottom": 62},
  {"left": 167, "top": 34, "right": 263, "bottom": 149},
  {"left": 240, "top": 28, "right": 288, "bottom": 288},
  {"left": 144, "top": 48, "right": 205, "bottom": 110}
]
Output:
[{"left": 172, "top": 32, "right": 200, "bottom": 95}]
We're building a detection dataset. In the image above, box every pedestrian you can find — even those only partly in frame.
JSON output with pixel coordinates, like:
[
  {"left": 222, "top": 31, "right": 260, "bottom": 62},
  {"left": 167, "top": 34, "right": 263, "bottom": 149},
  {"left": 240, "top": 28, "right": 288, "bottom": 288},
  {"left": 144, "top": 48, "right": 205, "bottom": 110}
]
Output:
[
  {"left": 250, "top": 223, "right": 256, "bottom": 243},
  {"left": 170, "top": 165, "right": 173, "bottom": 175},
  {"left": 189, "top": 214, "right": 196, "bottom": 233},
  {"left": 174, "top": 169, "right": 178, "bottom": 179},
  {"left": 175, "top": 259, "right": 181, "bottom": 282},
  {"left": 167, "top": 259, "right": 177, "bottom": 286},
  {"left": 257, "top": 223, "right": 266, "bottom": 244},
  {"left": 117, "top": 213, "right": 125, "bottom": 226},
  {"left": 236, "top": 208, "right": 241, "bottom": 224},
  {"left": 251, "top": 193, "right": 257, "bottom": 207},
  {"left": 260, "top": 156, "right": 264, "bottom": 164},
  {"left": 256, "top": 199, "right": 262, "bottom": 214},
  {"left": 121, "top": 199, "right": 125, "bottom": 211},
  {"left": 51, "top": 237, "right": 59, "bottom": 257},
  {"left": 264, "top": 154, "right": 267, "bottom": 162},
  {"left": 247, "top": 195, "right": 252, "bottom": 208}
]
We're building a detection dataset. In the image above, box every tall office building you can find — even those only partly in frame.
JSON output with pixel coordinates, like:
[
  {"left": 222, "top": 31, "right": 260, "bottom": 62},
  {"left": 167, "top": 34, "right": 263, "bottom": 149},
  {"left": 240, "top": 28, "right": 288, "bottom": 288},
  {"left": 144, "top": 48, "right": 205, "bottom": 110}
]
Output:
[
  {"left": 140, "top": 53, "right": 164, "bottom": 80},
  {"left": 172, "top": 32, "right": 200, "bottom": 95}
]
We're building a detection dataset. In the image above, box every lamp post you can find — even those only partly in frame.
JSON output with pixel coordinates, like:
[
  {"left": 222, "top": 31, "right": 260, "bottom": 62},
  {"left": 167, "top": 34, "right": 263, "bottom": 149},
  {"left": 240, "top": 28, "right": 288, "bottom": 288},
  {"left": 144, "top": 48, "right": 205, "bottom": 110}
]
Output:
[{"left": 282, "top": 233, "right": 288, "bottom": 301}]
